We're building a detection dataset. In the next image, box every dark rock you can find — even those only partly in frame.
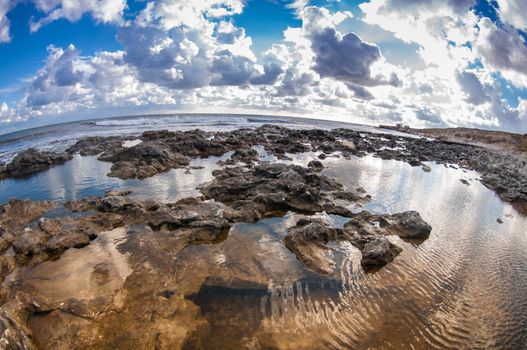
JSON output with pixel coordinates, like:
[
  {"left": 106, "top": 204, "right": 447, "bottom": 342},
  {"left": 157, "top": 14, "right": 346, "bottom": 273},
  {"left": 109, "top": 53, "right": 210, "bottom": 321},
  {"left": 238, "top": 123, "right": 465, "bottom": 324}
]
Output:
[
  {"left": 307, "top": 160, "right": 324, "bottom": 172},
  {"left": 361, "top": 237, "right": 402, "bottom": 268},
  {"left": 284, "top": 220, "right": 339, "bottom": 275},
  {"left": 345, "top": 210, "right": 432, "bottom": 240},
  {"left": 200, "top": 164, "right": 353, "bottom": 221},
  {"left": 3, "top": 149, "right": 72, "bottom": 178},
  {"left": 104, "top": 189, "right": 133, "bottom": 197},
  {"left": 65, "top": 196, "right": 101, "bottom": 212},
  {"left": 66, "top": 136, "right": 123, "bottom": 156},
  {"left": 230, "top": 148, "right": 259, "bottom": 163},
  {"left": 98, "top": 196, "right": 140, "bottom": 213}
]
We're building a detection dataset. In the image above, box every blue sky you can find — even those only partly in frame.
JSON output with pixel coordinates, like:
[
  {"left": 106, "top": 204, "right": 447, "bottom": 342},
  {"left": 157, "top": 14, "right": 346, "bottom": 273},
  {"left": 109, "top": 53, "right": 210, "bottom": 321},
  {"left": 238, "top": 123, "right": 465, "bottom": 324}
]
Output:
[{"left": 0, "top": 0, "right": 526, "bottom": 134}]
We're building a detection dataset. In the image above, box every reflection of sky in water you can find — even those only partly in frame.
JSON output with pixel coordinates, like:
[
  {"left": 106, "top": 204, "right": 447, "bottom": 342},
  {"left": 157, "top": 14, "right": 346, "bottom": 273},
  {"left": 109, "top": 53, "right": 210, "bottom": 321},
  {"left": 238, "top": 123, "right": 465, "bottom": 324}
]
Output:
[
  {"left": 0, "top": 152, "right": 231, "bottom": 204},
  {"left": 175, "top": 153, "right": 527, "bottom": 348},
  {"left": 2, "top": 149, "right": 527, "bottom": 348}
]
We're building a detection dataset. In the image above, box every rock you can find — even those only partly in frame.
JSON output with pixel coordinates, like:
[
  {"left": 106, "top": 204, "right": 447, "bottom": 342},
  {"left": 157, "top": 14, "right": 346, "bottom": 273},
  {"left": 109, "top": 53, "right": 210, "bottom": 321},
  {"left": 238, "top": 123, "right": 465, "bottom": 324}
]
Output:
[
  {"left": 98, "top": 196, "right": 140, "bottom": 213},
  {"left": 101, "top": 142, "right": 190, "bottom": 179},
  {"left": 284, "top": 219, "right": 339, "bottom": 275},
  {"left": 66, "top": 136, "right": 123, "bottom": 156},
  {"left": 307, "top": 160, "right": 324, "bottom": 172},
  {"left": 317, "top": 153, "right": 327, "bottom": 160},
  {"left": 200, "top": 164, "right": 354, "bottom": 221},
  {"left": 64, "top": 196, "right": 101, "bottom": 212},
  {"left": 361, "top": 237, "right": 402, "bottom": 268},
  {"left": 422, "top": 164, "right": 432, "bottom": 172},
  {"left": 460, "top": 179, "right": 470, "bottom": 186},
  {"left": 104, "top": 189, "right": 133, "bottom": 197},
  {"left": 345, "top": 210, "right": 432, "bottom": 240},
  {"left": 0, "top": 296, "right": 36, "bottom": 350},
  {"left": 3, "top": 149, "right": 72, "bottom": 179},
  {"left": 230, "top": 148, "right": 259, "bottom": 163},
  {"left": 497, "top": 218, "right": 503, "bottom": 224}
]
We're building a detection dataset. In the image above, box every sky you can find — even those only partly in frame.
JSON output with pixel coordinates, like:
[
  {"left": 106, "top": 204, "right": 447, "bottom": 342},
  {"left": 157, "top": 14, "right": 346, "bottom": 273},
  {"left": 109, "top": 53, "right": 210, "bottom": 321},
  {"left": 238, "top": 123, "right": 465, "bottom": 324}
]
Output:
[{"left": 0, "top": 0, "right": 527, "bottom": 134}]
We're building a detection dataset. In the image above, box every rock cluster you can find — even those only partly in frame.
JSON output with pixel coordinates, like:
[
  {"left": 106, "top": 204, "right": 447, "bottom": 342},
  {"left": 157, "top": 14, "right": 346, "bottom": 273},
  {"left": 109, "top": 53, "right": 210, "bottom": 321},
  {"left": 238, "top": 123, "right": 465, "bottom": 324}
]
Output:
[
  {"left": 284, "top": 210, "right": 431, "bottom": 274},
  {"left": 199, "top": 163, "right": 363, "bottom": 221},
  {"left": 1, "top": 125, "right": 525, "bottom": 211}
]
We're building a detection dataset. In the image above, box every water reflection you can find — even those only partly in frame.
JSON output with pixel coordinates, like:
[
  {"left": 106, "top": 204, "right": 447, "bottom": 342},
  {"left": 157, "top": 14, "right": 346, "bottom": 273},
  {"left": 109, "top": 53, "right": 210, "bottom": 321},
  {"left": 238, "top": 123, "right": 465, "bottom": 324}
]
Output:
[
  {"left": 0, "top": 152, "right": 232, "bottom": 204},
  {"left": 2, "top": 151, "right": 527, "bottom": 349},
  {"left": 182, "top": 156, "right": 527, "bottom": 349}
]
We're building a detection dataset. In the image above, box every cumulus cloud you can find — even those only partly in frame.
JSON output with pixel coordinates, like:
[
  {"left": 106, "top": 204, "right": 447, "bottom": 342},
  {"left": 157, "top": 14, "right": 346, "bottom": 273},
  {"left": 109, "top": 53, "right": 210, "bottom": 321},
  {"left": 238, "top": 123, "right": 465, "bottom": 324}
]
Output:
[
  {"left": 475, "top": 18, "right": 527, "bottom": 87},
  {"left": 496, "top": 0, "right": 527, "bottom": 31},
  {"left": 0, "top": 102, "right": 20, "bottom": 123},
  {"left": 26, "top": 45, "right": 84, "bottom": 108},
  {"left": 0, "top": 0, "right": 15, "bottom": 43},
  {"left": 118, "top": 0, "right": 279, "bottom": 90},
  {"left": 456, "top": 71, "right": 490, "bottom": 105},
  {"left": 29, "top": 0, "right": 127, "bottom": 32}
]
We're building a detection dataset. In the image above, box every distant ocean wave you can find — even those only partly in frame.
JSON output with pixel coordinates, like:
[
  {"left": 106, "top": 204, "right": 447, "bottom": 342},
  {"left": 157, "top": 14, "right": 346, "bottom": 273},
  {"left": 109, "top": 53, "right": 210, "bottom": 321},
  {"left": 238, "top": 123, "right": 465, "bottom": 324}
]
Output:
[{"left": 88, "top": 115, "right": 253, "bottom": 127}]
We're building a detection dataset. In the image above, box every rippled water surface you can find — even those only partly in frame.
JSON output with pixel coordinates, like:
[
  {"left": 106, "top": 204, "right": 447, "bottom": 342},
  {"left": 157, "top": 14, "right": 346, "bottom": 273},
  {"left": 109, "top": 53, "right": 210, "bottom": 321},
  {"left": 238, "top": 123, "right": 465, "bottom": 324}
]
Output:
[{"left": 1, "top": 116, "right": 526, "bottom": 349}]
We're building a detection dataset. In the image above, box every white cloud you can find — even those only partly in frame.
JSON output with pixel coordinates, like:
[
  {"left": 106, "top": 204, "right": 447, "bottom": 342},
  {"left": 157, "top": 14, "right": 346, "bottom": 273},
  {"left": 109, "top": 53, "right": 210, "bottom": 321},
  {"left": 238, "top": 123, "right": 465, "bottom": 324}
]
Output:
[
  {"left": 475, "top": 18, "right": 527, "bottom": 88},
  {"left": 0, "top": 0, "right": 15, "bottom": 43},
  {"left": 29, "top": 0, "right": 127, "bottom": 32},
  {"left": 0, "top": 102, "right": 21, "bottom": 123},
  {"left": 496, "top": 0, "right": 527, "bottom": 31}
]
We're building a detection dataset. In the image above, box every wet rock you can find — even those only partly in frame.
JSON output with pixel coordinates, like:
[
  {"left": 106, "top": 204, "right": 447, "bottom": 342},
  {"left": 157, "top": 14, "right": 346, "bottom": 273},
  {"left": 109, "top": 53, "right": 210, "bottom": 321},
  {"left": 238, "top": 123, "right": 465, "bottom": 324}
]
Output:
[
  {"left": 307, "top": 160, "right": 324, "bottom": 172},
  {"left": 64, "top": 196, "right": 101, "bottom": 212},
  {"left": 284, "top": 219, "right": 339, "bottom": 275},
  {"left": 361, "top": 237, "right": 402, "bottom": 268},
  {"left": 345, "top": 210, "right": 432, "bottom": 240},
  {"left": 98, "top": 196, "right": 141, "bottom": 213},
  {"left": 101, "top": 142, "right": 190, "bottom": 179},
  {"left": 2, "top": 149, "right": 72, "bottom": 179},
  {"left": 230, "top": 148, "right": 259, "bottom": 164},
  {"left": 460, "top": 179, "right": 470, "bottom": 186},
  {"left": 317, "top": 153, "right": 327, "bottom": 160},
  {"left": 0, "top": 296, "right": 36, "bottom": 350},
  {"left": 497, "top": 218, "right": 503, "bottom": 224},
  {"left": 422, "top": 164, "right": 432, "bottom": 172},
  {"left": 66, "top": 136, "right": 123, "bottom": 156},
  {"left": 200, "top": 164, "right": 354, "bottom": 221},
  {"left": 104, "top": 189, "right": 133, "bottom": 197}
]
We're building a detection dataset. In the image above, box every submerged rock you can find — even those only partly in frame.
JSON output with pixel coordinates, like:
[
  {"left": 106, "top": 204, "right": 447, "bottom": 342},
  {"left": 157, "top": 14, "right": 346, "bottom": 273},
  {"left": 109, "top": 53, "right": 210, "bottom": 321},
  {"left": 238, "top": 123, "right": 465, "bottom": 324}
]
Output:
[{"left": 284, "top": 219, "right": 339, "bottom": 275}]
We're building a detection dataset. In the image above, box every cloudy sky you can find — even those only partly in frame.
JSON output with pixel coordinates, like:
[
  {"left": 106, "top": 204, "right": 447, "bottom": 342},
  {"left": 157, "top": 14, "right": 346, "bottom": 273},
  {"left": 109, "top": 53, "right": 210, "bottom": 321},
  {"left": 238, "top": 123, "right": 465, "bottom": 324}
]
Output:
[{"left": 0, "top": 0, "right": 526, "bottom": 134}]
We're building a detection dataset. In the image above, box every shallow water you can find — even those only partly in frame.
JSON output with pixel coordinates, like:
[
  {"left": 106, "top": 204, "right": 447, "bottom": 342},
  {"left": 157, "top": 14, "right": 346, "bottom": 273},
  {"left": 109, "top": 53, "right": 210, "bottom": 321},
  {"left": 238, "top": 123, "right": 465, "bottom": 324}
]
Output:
[
  {"left": 172, "top": 156, "right": 527, "bottom": 349},
  {"left": 1, "top": 120, "right": 526, "bottom": 348}
]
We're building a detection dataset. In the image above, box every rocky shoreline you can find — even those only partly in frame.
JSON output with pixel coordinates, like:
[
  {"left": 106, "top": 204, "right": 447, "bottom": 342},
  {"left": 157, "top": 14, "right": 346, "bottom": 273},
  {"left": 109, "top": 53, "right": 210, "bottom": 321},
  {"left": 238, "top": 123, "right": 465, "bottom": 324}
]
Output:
[
  {"left": 1, "top": 124, "right": 525, "bottom": 210},
  {"left": 0, "top": 123, "right": 525, "bottom": 348},
  {"left": 0, "top": 166, "right": 431, "bottom": 348}
]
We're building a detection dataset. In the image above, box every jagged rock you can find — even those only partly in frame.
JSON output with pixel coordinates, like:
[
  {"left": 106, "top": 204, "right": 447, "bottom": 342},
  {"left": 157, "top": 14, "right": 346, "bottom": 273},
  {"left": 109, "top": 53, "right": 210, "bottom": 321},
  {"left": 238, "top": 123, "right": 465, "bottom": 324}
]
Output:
[
  {"left": 98, "top": 196, "right": 141, "bottom": 213},
  {"left": 307, "top": 160, "right": 324, "bottom": 172},
  {"left": 104, "top": 189, "right": 133, "bottom": 197},
  {"left": 66, "top": 136, "right": 123, "bottom": 156},
  {"left": 3, "top": 149, "right": 72, "bottom": 179},
  {"left": 100, "top": 142, "right": 190, "bottom": 179},
  {"left": 344, "top": 210, "right": 432, "bottom": 240},
  {"left": 284, "top": 219, "right": 339, "bottom": 275},
  {"left": 361, "top": 237, "right": 402, "bottom": 268},
  {"left": 230, "top": 148, "right": 259, "bottom": 163},
  {"left": 199, "top": 164, "right": 354, "bottom": 221},
  {"left": 64, "top": 196, "right": 101, "bottom": 212}
]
